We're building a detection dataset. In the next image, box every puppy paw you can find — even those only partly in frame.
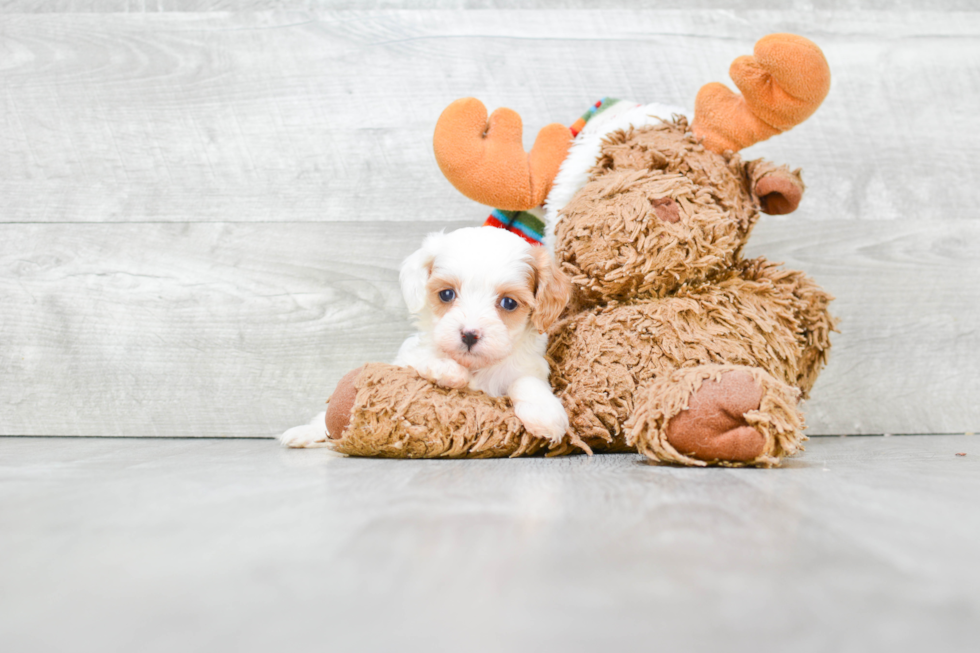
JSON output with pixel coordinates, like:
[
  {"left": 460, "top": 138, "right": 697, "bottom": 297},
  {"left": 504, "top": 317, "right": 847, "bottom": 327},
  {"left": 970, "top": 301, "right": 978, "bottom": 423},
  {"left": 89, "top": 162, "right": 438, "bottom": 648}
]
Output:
[
  {"left": 515, "top": 397, "right": 569, "bottom": 444},
  {"left": 418, "top": 358, "right": 471, "bottom": 390},
  {"left": 279, "top": 412, "right": 330, "bottom": 448}
]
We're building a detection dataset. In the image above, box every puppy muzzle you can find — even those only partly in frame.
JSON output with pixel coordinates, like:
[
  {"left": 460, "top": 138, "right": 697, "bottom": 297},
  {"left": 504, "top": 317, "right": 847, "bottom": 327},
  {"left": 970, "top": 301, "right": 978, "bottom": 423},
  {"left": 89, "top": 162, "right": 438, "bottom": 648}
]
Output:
[{"left": 461, "top": 330, "right": 480, "bottom": 350}]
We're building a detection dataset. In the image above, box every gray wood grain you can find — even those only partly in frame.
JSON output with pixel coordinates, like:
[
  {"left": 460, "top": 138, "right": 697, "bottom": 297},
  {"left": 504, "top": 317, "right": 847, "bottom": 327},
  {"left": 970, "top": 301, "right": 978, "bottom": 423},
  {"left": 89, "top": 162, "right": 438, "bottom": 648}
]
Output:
[
  {"left": 745, "top": 217, "right": 980, "bottom": 436},
  {"left": 1, "top": 436, "right": 978, "bottom": 652},
  {"left": 0, "top": 220, "right": 458, "bottom": 436},
  {"left": 0, "top": 11, "right": 977, "bottom": 223},
  {"left": 2, "top": 9, "right": 979, "bottom": 437},
  {"left": 2, "top": 2, "right": 978, "bottom": 12},
  {"left": 2, "top": 217, "right": 978, "bottom": 437}
]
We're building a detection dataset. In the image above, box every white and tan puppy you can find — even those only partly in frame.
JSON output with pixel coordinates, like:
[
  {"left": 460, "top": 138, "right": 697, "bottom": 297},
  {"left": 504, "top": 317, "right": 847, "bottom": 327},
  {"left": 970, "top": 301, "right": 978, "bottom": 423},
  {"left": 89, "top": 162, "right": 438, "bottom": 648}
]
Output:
[
  {"left": 394, "top": 227, "right": 572, "bottom": 442},
  {"left": 279, "top": 226, "right": 571, "bottom": 448}
]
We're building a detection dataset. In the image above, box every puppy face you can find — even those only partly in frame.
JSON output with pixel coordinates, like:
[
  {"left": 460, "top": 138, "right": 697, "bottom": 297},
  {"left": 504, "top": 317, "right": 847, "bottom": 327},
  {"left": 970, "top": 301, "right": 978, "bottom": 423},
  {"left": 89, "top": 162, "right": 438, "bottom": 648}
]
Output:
[{"left": 400, "top": 227, "right": 571, "bottom": 370}]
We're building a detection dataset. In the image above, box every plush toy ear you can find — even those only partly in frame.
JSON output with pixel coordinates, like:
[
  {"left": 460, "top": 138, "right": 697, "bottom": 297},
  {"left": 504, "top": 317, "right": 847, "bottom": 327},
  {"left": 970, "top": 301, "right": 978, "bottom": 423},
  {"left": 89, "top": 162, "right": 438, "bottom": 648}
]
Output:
[
  {"left": 399, "top": 232, "right": 445, "bottom": 314},
  {"left": 528, "top": 246, "right": 572, "bottom": 333},
  {"left": 746, "top": 160, "right": 805, "bottom": 215}
]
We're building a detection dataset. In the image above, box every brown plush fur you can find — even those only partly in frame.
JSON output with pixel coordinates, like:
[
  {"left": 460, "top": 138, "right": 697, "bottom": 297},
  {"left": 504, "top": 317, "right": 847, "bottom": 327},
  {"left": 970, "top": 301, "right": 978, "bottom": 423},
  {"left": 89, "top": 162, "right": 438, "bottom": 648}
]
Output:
[
  {"left": 556, "top": 119, "right": 759, "bottom": 307},
  {"left": 331, "top": 363, "right": 590, "bottom": 458},
  {"left": 328, "top": 116, "right": 835, "bottom": 467}
]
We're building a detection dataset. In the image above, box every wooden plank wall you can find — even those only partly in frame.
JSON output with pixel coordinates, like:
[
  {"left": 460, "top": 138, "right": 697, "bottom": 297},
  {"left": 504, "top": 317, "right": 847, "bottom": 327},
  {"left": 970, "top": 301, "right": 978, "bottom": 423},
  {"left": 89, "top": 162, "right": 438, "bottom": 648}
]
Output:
[{"left": 1, "top": 3, "right": 978, "bottom": 437}]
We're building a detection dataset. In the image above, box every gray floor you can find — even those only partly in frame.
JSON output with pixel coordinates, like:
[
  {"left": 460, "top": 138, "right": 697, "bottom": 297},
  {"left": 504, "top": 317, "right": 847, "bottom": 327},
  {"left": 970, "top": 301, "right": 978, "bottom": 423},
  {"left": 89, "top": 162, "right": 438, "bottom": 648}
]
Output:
[{"left": 1, "top": 435, "right": 977, "bottom": 652}]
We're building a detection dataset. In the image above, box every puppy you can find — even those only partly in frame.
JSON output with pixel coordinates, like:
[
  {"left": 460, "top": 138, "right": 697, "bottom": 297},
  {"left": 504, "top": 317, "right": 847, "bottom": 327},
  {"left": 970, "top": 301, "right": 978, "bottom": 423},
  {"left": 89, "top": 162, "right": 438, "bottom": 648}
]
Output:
[
  {"left": 279, "top": 226, "right": 572, "bottom": 448},
  {"left": 393, "top": 227, "right": 572, "bottom": 442}
]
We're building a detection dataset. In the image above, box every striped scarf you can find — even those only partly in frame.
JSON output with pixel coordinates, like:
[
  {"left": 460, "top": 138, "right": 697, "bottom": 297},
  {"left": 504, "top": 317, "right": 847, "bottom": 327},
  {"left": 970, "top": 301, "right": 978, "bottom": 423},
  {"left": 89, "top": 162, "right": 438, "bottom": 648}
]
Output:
[{"left": 483, "top": 97, "right": 622, "bottom": 246}]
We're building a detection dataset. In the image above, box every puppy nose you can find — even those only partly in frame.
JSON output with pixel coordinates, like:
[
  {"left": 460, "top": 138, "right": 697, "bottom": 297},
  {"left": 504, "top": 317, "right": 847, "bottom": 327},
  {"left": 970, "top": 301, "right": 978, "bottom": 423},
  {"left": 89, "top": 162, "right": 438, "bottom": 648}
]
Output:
[{"left": 461, "top": 330, "right": 480, "bottom": 350}]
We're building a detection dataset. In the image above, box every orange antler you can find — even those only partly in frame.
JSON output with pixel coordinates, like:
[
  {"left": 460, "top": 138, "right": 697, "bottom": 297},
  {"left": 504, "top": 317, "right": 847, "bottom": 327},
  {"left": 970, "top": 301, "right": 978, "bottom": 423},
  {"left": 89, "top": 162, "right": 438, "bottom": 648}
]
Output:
[
  {"left": 433, "top": 98, "right": 572, "bottom": 211},
  {"left": 692, "top": 34, "right": 831, "bottom": 153}
]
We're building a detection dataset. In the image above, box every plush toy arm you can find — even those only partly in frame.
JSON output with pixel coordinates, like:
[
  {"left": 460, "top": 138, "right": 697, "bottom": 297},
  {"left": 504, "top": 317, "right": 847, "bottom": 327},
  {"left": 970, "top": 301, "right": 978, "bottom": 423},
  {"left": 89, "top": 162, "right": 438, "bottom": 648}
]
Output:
[
  {"left": 433, "top": 97, "right": 572, "bottom": 210},
  {"left": 692, "top": 34, "right": 831, "bottom": 153},
  {"left": 325, "top": 363, "right": 590, "bottom": 458}
]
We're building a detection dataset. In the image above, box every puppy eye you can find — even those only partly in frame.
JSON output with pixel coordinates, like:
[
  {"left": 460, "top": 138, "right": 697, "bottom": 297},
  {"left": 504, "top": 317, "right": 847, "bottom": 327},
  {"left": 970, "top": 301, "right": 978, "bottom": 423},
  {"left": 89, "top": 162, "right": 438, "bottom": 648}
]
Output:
[
  {"left": 499, "top": 297, "right": 518, "bottom": 311},
  {"left": 438, "top": 289, "right": 456, "bottom": 303}
]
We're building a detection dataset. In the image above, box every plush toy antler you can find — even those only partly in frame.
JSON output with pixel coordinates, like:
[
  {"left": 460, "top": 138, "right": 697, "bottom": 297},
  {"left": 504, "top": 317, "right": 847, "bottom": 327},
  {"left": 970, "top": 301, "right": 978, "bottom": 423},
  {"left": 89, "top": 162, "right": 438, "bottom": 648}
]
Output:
[
  {"left": 433, "top": 97, "right": 572, "bottom": 211},
  {"left": 692, "top": 34, "right": 831, "bottom": 154}
]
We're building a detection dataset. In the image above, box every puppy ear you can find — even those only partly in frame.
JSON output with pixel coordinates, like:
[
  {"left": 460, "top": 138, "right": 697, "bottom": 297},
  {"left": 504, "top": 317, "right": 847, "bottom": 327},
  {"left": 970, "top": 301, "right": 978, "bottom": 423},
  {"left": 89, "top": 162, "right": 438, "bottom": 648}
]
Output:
[
  {"left": 529, "top": 246, "right": 572, "bottom": 333},
  {"left": 399, "top": 231, "right": 444, "bottom": 314}
]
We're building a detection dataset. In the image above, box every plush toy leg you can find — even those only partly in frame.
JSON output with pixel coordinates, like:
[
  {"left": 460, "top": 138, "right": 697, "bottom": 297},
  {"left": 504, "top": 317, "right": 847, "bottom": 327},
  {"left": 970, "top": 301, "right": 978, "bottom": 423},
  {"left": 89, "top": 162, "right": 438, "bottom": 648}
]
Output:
[
  {"left": 737, "top": 259, "right": 837, "bottom": 397},
  {"left": 626, "top": 364, "right": 804, "bottom": 467},
  {"left": 327, "top": 362, "right": 589, "bottom": 459}
]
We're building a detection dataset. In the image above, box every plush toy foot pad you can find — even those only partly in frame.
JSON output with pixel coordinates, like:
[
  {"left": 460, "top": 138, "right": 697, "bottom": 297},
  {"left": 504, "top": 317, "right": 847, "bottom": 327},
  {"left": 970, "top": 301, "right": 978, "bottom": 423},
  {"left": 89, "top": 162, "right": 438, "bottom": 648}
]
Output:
[
  {"left": 627, "top": 364, "right": 805, "bottom": 467},
  {"left": 664, "top": 371, "right": 765, "bottom": 462},
  {"left": 326, "top": 366, "right": 363, "bottom": 439}
]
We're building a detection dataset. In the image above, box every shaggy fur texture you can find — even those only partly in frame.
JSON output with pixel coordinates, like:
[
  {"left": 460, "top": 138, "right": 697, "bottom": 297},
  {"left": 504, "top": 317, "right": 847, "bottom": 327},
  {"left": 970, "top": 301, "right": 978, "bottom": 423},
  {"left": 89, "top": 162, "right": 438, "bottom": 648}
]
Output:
[
  {"left": 324, "top": 117, "right": 835, "bottom": 467},
  {"left": 555, "top": 118, "right": 760, "bottom": 307},
  {"left": 331, "top": 363, "right": 589, "bottom": 459},
  {"left": 542, "top": 100, "right": 686, "bottom": 247},
  {"left": 627, "top": 364, "right": 804, "bottom": 468}
]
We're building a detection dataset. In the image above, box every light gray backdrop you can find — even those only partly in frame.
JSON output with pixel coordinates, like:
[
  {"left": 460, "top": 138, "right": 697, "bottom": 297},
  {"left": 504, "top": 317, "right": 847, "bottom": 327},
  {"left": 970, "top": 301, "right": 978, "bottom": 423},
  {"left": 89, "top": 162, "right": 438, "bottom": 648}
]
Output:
[{"left": 1, "top": 1, "right": 978, "bottom": 437}]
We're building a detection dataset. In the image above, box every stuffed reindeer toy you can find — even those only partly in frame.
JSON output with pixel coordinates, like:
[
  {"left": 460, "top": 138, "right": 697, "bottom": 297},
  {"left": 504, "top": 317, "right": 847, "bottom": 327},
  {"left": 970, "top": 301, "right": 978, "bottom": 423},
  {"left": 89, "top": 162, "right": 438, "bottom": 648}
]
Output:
[{"left": 288, "top": 33, "right": 835, "bottom": 467}]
